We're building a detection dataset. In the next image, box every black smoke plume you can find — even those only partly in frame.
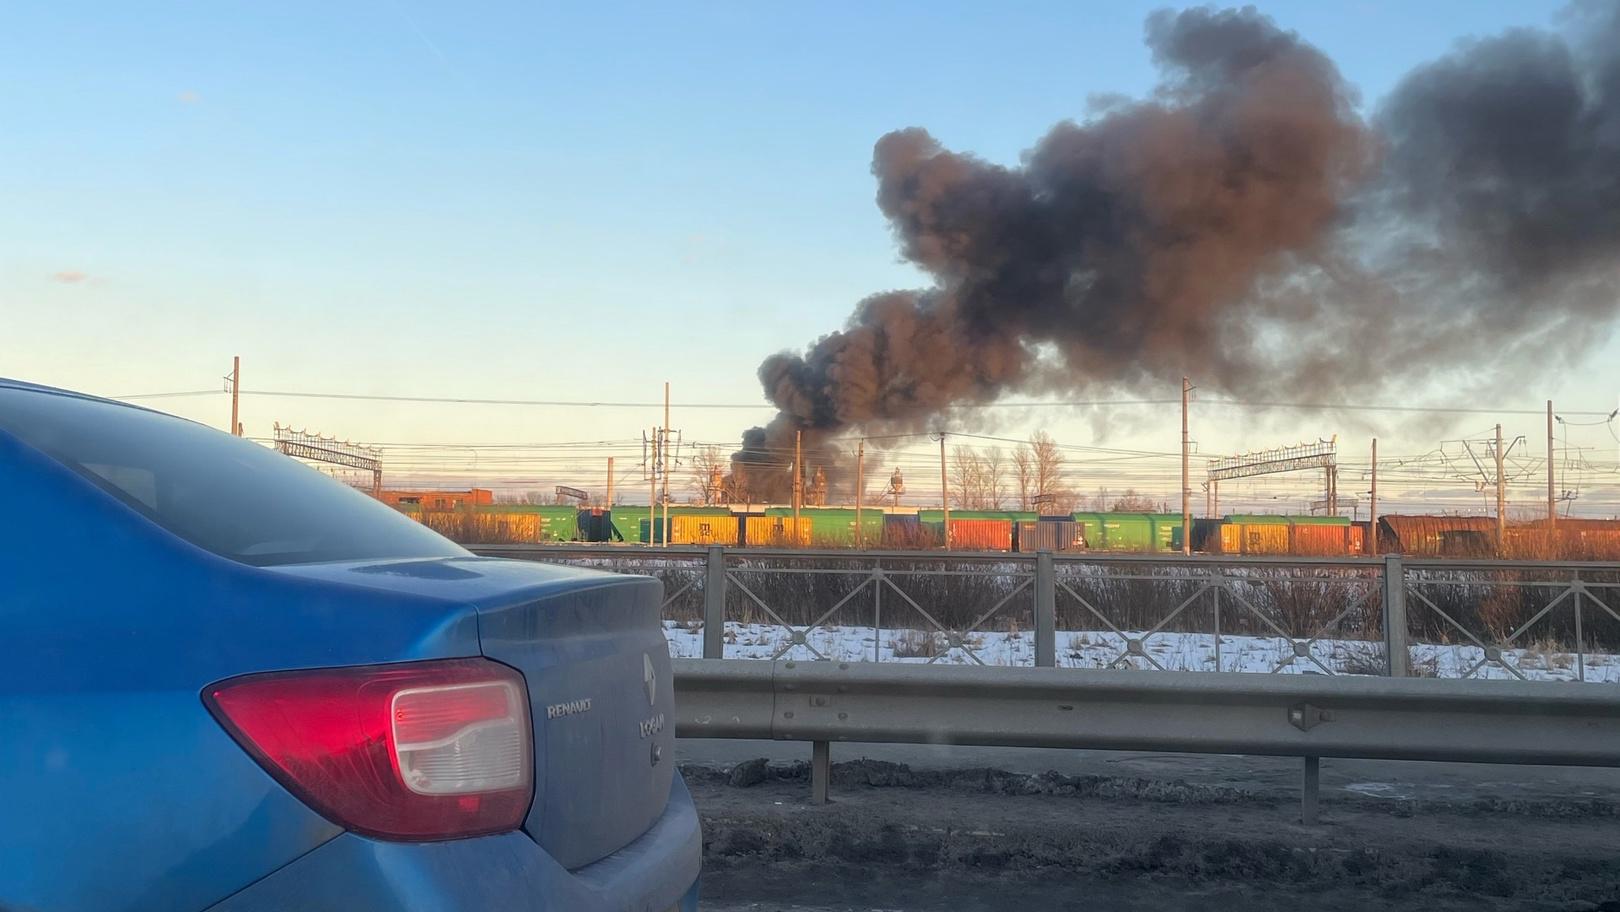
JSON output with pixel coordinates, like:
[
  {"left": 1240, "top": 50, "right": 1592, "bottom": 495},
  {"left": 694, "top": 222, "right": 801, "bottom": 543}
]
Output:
[{"left": 737, "top": 4, "right": 1620, "bottom": 499}]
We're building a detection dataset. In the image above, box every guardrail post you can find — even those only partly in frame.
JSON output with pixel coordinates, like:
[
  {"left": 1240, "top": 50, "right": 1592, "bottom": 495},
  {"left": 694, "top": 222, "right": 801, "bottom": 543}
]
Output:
[
  {"left": 1382, "top": 555, "right": 1409, "bottom": 677},
  {"left": 703, "top": 546, "right": 726, "bottom": 660},
  {"left": 1035, "top": 552, "right": 1056, "bottom": 667},
  {"left": 811, "top": 740, "right": 830, "bottom": 804},
  {"left": 1301, "top": 756, "right": 1320, "bottom": 824},
  {"left": 872, "top": 568, "right": 883, "bottom": 663}
]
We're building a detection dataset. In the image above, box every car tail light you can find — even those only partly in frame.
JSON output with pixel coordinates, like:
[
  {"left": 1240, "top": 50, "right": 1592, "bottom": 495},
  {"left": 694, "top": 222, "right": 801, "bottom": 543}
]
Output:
[{"left": 204, "top": 658, "right": 533, "bottom": 840}]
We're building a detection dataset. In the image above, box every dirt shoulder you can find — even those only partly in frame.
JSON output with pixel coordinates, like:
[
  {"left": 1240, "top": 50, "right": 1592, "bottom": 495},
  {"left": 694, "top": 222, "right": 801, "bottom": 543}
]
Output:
[{"left": 687, "top": 758, "right": 1620, "bottom": 911}]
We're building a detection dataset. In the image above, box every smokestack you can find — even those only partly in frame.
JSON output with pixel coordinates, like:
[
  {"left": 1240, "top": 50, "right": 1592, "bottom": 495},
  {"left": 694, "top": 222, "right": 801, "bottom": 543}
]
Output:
[{"left": 737, "top": 4, "right": 1620, "bottom": 486}]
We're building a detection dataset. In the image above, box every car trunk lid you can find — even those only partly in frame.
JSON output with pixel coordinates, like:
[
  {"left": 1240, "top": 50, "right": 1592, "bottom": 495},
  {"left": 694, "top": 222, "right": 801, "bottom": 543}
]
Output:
[
  {"left": 465, "top": 567, "right": 675, "bottom": 869},
  {"left": 262, "top": 557, "right": 676, "bottom": 869}
]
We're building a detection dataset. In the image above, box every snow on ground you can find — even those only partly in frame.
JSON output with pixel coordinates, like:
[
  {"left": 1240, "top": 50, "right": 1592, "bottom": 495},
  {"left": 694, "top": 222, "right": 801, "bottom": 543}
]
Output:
[{"left": 662, "top": 620, "right": 1620, "bottom": 683}]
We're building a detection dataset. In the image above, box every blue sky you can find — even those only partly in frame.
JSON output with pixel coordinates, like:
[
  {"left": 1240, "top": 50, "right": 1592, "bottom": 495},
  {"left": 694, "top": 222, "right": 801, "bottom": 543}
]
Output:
[{"left": 3, "top": 0, "right": 1616, "bottom": 510}]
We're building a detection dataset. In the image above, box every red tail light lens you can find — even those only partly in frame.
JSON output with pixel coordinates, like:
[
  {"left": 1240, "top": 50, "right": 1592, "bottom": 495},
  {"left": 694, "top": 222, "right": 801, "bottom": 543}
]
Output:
[{"left": 204, "top": 658, "right": 533, "bottom": 840}]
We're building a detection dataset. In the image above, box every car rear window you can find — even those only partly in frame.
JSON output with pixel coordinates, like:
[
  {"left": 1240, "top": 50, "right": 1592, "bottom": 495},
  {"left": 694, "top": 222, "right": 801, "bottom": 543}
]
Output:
[{"left": 0, "top": 387, "right": 469, "bottom": 567}]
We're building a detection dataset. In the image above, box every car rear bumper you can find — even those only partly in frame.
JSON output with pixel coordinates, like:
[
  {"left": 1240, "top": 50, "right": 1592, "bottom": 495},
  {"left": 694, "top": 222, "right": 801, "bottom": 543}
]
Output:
[{"left": 207, "top": 772, "right": 702, "bottom": 911}]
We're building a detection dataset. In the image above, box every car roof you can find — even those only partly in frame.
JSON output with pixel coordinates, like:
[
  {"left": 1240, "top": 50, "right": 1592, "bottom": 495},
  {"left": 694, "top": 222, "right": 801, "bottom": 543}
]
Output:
[{"left": 0, "top": 377, "right": 175, "bottom": 420}]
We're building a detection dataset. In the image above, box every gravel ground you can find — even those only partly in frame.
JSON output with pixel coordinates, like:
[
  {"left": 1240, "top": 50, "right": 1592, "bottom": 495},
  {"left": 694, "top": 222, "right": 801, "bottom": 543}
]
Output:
[{"left": 685, "top": 756, "right": 1620, "bottom": 911}]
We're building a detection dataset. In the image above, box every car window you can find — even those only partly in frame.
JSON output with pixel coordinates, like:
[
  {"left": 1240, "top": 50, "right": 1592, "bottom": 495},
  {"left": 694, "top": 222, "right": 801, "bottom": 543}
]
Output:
[{"left": 0, "top": 388, "right": 468, "bottom": 567}]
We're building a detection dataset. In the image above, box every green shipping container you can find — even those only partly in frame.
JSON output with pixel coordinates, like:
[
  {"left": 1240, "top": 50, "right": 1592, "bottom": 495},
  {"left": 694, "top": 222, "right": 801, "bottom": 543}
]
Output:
[
  {"left": 1069, "top": 513, "right": 1106, "bottom": 550},
  {"left": 1226, "top": 514, "right": 1349, "bottom": 527},
  {"left": 1225, "top": 514, "right": 1290, "bottom": 525},
  {"left": 1150, "top": 514, "right": 1185, "bottom": 552},
  {"left": 917, "top": 510, "right": 1039, "bottom": 524},
  {"left": 764, "top": 507, "right": 884, "bottom": 546},
  {"left": 1067, "top": 513, "right": 1184, "bottom": 551},
  {"left": 1100, "top": 513, "right": 1153, "bottom": 551},
  {"left": 609, "top": 508, "right": 655, "bottom": 543}
]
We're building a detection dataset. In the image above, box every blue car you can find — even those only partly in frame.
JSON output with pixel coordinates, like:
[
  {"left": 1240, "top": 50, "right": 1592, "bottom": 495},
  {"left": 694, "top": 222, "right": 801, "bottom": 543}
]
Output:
[{"left": 0, "top": 379, "right": 701, "bottom": 912}]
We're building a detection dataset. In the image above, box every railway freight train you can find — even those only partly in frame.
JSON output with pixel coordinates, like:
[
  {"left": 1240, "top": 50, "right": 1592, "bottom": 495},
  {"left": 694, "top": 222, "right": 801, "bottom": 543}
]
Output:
[{"left": 394, "top": 501, "right": 1620, "bottom": 557}]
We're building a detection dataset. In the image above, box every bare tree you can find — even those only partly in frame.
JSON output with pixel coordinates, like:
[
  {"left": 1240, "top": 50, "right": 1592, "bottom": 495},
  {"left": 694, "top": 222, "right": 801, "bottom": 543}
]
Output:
[
  {"left": 982, "top": 446, "right": 1007, "bottom": 510},
  {"left": 950, "top": 445, "right": 987, "bottom": 509},
  {"left": 1109, "top": 489, "right": 1159, "bottom": 512},
  {"left": 1013, "top": 445, "right": 1034, "bottom": 511},
  {"left": 1013, "top": 431, "right": 1072, "bottom": 514},
  {"left": 1031, "top": 431, "right": 1065, "bottom": 501},
  {"left": 688, "top": 446, "right": 727, "bottom": 505}
]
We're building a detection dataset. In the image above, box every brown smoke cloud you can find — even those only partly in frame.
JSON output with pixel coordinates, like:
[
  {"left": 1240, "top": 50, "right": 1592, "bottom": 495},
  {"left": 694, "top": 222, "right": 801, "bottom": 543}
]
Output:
[{"left": 736, "top": 4, "right": 1620, "bottom": 497}]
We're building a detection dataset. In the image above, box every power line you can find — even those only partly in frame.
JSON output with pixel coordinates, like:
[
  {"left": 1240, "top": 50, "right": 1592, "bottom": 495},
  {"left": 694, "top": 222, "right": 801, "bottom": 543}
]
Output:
[{"left": 111, "top": 387, "right": 1619, "bottom": 417}]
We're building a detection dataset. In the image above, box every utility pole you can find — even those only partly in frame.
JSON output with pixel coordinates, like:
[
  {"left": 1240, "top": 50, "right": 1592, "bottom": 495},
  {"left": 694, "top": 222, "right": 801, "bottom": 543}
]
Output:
[
  {"left": 1368, "top": 438, "right": 1378, "bottom": 554},
  {"left": 1495, "top": 422, "right": 1506, "bottom": 553},
  {"left": 229, "top": 356, "right": 241, "bottom": 436},
  {"left": 1212, "top": 481, "right": 1219, "bottom": 519},
  {"left": 606, "top": 456, "right": 614, "bottom": 508},
  {"left": 855, "top": 440, "right": 865, "bottom": 549},
  {"left": 793, "top": 431, "right": 803, "bottom": 541},
  {"left": 641, "top": 430, "right": 648, "bottom": 550},
  {"left": 1180, "top": 377, "right": 1190, "bottom": 556},
  {"left": 938, "top": 432, "right": 951, "bottom": 550},
  {"left": 662, "top": 382, "right": 671, "bottom": 549},
  {"left": 1547, "top": 400, "right": 1556, "bottom": 529}
]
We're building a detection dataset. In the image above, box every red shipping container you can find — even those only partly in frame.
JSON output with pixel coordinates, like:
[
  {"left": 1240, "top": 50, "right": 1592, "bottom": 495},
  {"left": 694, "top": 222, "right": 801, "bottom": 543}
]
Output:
[{"left": 948, "top": 518, "right": 1013, "bottom": 551}]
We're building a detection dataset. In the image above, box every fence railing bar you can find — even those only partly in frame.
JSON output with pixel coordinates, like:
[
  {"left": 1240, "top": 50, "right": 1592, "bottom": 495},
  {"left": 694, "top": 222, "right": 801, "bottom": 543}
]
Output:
[
  {"left": 1295, "top": 587, "right": 1375, "bottom": 659},
  {"left": 1220, "top": 582, "right": 1295, "bottom": 642},
  {"left": 1502, "top": 585, "right": 1578, "bottom": 646},
  {"left": 475, "top": 545, "right": 1620, "bottom": 681},
  {"left": 1580, "top": 585, "right": 1620, "bottom": 625},
  {"left": 1142, "top": 583, "right": 1215, "bottom": 638},
  {"left": 880, "top": 577, "right": 954, "bottom": 641},
  {"left": 473, "top": 543, "right": 1620, "bottom": 573},
  {"left": 725, "top": 571, "right": 792, "bottom": 629},
  {"left": 1406, "top": 586, "right": 1495, "bottom": 653},
  {"left": 800, "top": 576, "right": 876, "bottom": 636},
  {"left": 658, "top": 577, "right": 698, "bottom": 613},
  {"left": 1056, "top": 580, "right": 1130, "bottom": 638},
  {"left": 964, "top": 577, "right": 1034, "bottom": 634}
]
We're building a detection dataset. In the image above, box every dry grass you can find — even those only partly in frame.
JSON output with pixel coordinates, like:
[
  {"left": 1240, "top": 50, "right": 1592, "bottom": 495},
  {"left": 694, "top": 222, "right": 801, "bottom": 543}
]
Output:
[
  {"left": 890, "top": 629, "right": 941, "bottom": 658},
  {"left": 420, "top": 510, "right": 533, "bottom": 544}
]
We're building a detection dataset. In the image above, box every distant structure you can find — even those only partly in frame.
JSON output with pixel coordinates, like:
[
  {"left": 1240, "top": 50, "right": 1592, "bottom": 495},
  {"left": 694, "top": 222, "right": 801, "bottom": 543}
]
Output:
[
  {"left": 378, "top": 487, "right": 493, "bottom": 510},
  {"left": 1208, "top": 438, "right": 1339, "bottom": 517},
  {"left": 273, "top": 423, "right": 383, "bottom": 496}
]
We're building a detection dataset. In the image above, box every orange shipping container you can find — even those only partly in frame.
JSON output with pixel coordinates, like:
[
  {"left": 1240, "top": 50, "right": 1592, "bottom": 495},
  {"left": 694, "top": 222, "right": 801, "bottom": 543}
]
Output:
[
  {"left": 1292, "top": 524, "right": 1350, "bottom": 555},
  {"left": 948, "top": 518, "right": 1013, "bottom": 551},
  {"left": 743, "top": 515, "right": 811, "bottom": 547},
  {"left": 1228, "top": 523, "right": 1290, "bottom": 555}
]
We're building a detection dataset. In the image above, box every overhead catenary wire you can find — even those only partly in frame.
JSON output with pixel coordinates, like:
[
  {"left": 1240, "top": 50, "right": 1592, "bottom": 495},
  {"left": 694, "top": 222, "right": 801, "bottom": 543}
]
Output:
[
  {"left": 112, "top": 387, "right": 1620, "bottom": 418},
  {"left": 112, "top": 382, "right": 1620, "bottom": 516}
]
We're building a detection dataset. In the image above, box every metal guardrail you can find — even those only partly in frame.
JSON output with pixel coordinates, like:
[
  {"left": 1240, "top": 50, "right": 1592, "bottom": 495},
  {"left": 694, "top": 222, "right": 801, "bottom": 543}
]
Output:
[
  {"left": 478, "top": 545, "right": 1620, "bottom": 683},
  {"left": 673, "top": 657, "right": 1620, "bottom": 819}
]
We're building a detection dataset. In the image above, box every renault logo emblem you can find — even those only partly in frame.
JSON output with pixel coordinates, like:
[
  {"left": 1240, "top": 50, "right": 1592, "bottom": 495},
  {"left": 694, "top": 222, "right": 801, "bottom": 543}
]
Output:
[{"left": 643, "top": 653, "right": 657, "bottom": 706}]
